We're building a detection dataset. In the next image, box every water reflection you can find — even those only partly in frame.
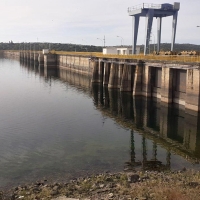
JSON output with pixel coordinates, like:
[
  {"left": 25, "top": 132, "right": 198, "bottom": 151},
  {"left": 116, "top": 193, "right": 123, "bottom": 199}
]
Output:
[
  {"left": 126, "top": 131, "right": 171, "bottom": 171},
  {"left": 21, "top": 59, "right": 200, "bottom": 168},
  {"left": 92, "top": 84, "right": 200, "bottom": 167},
  {"left": 20, "top": 60, "right": 200, "bottom": 166},
  {"left": 1, "top": 58, "right": 200, "bottom": 189}
]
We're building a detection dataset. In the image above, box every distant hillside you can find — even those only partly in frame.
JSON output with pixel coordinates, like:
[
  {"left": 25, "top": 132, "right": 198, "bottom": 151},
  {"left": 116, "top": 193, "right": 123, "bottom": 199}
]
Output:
[
  {"left": 0, "top": 42, "right": 102, "bottom": 52},
  {"left": 0, "top": 42, "right": 200, "bottom": 53}
]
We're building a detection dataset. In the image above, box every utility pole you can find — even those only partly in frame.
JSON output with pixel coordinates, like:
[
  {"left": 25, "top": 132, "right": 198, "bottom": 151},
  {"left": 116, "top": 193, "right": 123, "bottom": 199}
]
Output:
[{"left": 103, "top": 35, "right": 106, "bottom": 47}]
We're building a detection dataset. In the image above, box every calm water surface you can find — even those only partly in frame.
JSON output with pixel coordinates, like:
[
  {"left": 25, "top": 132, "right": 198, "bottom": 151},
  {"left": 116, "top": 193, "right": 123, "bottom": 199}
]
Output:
[{"left": 0, "top": 58, "right": 200, "bottom": 189}]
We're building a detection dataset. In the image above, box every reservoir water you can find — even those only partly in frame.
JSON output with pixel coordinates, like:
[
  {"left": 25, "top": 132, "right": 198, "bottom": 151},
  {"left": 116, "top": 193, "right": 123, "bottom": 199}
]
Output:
[{"left": 0, "top": 57, "right": 200, "bottom": 189}]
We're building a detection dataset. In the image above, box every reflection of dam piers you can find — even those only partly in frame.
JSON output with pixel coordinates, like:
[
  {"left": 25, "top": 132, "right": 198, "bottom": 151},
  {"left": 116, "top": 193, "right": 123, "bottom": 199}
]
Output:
[
  {"left": 125, "top": 131, "right": 171, "bottom": 171},
  {"left": 90, "top": 83, "right": 200, "bottom": 165},
  {"left": 18, "top": 58, "right": 200, "bottom": 169},
  {"left": 3, "top": 50, "right": 200, "bottom": 113}
]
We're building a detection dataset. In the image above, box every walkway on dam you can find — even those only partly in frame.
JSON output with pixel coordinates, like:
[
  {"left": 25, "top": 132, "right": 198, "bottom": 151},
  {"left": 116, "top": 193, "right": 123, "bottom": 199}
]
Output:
[
  {"left": 1, "top": 50, "right": 200, "bottom": 64},
  {"left": 51, "top": 51, "right": 200, "bottom": 64}
]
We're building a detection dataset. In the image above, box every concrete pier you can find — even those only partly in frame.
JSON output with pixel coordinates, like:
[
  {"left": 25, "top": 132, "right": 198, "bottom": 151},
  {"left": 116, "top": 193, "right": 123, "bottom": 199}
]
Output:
[
  {"left": 3, "top": 49, "right": 200, "bottom": 168},
  {"left": 34, "top": 53, "right": 39, "bottom": 65},
  {"left": 38, "top": 53, "right": 44, "bottom": 66},
  {"left": 120, "top": 64, "right": 134, "bottom": 92},
  {"left": 44, "top": 54, "right": 57, "bottom": 69},
  {"left": 4, "top": 50, "right": 200, "bottom": 113},
  {"left": 103, "top": 62, "right": 111, "bottom": 85},
  {"left": 108, "top": 61, "right": 119, "bottom": 89},
  {"left": 91, "top": 60, "right": 99, "bottom": 83}
]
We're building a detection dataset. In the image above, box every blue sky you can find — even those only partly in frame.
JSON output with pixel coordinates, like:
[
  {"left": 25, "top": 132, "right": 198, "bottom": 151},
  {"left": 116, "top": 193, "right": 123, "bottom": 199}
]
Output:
[{"left": 0, "top": 0, "right": 199, "bottom": 46}]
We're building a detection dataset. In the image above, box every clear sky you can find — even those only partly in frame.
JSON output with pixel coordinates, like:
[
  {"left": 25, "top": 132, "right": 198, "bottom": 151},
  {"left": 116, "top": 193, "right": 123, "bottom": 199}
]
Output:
[{"left": 0, "top": 0, "right": 199, "bottom": 46}]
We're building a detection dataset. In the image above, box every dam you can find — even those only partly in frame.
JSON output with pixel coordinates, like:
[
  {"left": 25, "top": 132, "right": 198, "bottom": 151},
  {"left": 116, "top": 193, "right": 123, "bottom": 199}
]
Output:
[
  {"left": 4, "top": 50, "right": 200, "bottom": 115},
  {"left": 1, "top": 50, "right": 200, "bottom": 188}
]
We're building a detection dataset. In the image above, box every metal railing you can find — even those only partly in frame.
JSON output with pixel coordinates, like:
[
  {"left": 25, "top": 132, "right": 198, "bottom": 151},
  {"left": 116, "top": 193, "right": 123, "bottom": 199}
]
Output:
[{"left": 128, "top": 3, "right": 162, "bottom": 12}]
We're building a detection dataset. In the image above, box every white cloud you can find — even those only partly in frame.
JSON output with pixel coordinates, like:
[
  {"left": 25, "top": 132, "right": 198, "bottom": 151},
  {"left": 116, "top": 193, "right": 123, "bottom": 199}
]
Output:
[{"left": 0, "top": 0, "right": 199, "bottom": 46}]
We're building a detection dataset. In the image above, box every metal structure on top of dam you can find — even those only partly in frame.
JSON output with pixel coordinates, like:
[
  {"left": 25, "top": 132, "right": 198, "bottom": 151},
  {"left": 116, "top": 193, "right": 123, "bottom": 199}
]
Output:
[{"left": 128, "top": 2, "right": 180, "bottom": 55}]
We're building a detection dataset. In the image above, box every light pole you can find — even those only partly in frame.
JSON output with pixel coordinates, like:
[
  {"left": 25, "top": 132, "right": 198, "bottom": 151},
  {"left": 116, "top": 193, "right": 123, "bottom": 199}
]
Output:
[
  {"left": 97, "top": 38, "right": 103, "bottom": 49},
  {"left": 117, "top": 35, "right": 124, "bottom": 46}
]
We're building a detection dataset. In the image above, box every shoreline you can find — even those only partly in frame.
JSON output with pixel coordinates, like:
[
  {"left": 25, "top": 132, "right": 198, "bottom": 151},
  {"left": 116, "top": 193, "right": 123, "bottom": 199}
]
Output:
[{"left": 1, "top": 169, "right": 200, "bottom": 200}]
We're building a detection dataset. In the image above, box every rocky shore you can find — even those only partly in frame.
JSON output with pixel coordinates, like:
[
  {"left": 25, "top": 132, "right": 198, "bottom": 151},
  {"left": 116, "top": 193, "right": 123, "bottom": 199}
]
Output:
[{"left": 1, "top": 169, "right": 200, "bottom": 200}]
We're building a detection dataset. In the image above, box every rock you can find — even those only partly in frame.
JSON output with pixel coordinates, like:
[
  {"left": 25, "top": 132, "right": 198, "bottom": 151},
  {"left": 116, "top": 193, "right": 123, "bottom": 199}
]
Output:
[
  {"left": 51, "top": 197, "right": 79, "bottom": 200},
  {"left": 106, "top": 183, "right": 115, "bottom": 188},
  {"left": 127, "top": 174, "right": 140, "bottom": 183},
  {"left": 26, "top": 192, "right": 31, "bottom": 195},
  {"left": 105, "top": 177, "right": 113, "bottom": 182},
  {"left": 182, "top": 167, "right": 187, "bottom": 172},
  {"left": 96, "top": 188, "right": 110, "bottom": 193},
  {"left": 108, "top": 193, "right": 114, "bottom": 199},
  {"left": 150, "top": 193, "right": 155, "bottom": 197},
  {"left": 75, "top": 184, "right": 81, "bottom": 190},
  {"left": 188, "top": 182, "right": 199, "bottom": 187},
  {"left": 33, "top": 187, "right": 41, "bottom": 193},
  {"left": 53, "top": 186, "right": 59, "bottom": 191},
  {"left": 51, "top": 190, "right": 59, "bottom": 196},
  {"left": 141, "top": 176, "right": 150, "bottom": 181},
  {"left": 36, "top": 181, "right": 44, "bottom": 186},
  {"left": 16, "top": 186, "right": 22, "bottom": 191},
  {"left": 91, "top": 183, "right": 98, "bottom": 189},
  {"left": 99, "top": 184, "right": 104, "bottom": 188}
]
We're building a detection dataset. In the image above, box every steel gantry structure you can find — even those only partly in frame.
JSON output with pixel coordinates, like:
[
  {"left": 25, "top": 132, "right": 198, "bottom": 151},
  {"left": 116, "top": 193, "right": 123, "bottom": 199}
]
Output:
[{"left": 128, "top": 2, "right": 180, "bottom": 55}]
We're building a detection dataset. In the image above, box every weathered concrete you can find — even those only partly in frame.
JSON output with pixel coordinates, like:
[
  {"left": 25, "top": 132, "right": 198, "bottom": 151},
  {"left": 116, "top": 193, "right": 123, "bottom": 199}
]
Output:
[
  {"left": 44, "top": 54, "right": 57, "bottom": 69},
  {"left": 185, "top": 69, "right": 200, "bottom": 113},
  {"left": 30, "top": 52, "right": 34, "bottom": 62},
  {"left": 161, "top": 67, "right": 173, "bottom": 104},
  {"left": 59, "top": 55, "right": 91, "bottom": 75},
  {"left": 38, "top": 53, "right": 44, "bottom": 65},
  {"left": 4, "top": 50, "right": 200, "bottom": 113},
  {"left": 118, "top": 63, "right": 123, "bottom": 88},
  {"left": 133, "top": 63, "right": 143, "bottom": 96},
  {"left": 103, "top": 62, "right": 111, "bottom": 85},
  {"left": 142, "top": 65, "right": 151, "bottom": 97},
  {"left": 91, "top": 60, "right": 99, "bottom": 83},
  {"left": 34, "top": 53, "right": 39, "bottom": 61},
  {"left": 120, "top": 64, "right": 134, "bottom": 92},
  {"left": 108, "top": 61, "right": 119, "bottom": 89}
]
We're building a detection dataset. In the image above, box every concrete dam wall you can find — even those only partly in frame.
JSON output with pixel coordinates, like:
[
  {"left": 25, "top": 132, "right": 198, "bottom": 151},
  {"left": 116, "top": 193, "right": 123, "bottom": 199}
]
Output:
[{"left": 3, "top": 50, "right": 200, "bottom": 114}]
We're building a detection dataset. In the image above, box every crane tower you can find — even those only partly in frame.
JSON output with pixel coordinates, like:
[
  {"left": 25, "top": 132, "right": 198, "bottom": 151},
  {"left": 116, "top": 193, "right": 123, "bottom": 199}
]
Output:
[{"left": 128, "top": 2, "right": 180, "bottom": 55}]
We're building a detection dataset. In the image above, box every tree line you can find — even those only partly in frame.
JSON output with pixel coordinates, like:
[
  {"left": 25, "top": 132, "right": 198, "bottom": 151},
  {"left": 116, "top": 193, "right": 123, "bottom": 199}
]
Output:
[
  {"left": 0, "top": 42, "right": 200, "bottom": 53},
  {"left": 0, "top": 42, "right": 102, "bottom": 52}
]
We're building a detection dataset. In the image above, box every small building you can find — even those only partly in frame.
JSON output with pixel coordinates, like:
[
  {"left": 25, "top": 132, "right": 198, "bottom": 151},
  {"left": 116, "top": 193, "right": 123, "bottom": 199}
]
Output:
[
  {"left": 103, "top": 46, "right": 140, "bottom": 55},
  {"left": 43, "top": 49, "right": 49, "bottom": 54}
]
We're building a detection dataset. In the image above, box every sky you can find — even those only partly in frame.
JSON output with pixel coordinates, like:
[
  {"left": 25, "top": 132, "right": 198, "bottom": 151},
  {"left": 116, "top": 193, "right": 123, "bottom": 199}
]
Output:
[{"left": 0, "top": 0, "right": 199, "bottom": 46}]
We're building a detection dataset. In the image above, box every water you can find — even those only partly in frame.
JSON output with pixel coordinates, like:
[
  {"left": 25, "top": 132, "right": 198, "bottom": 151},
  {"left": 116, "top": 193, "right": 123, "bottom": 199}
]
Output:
[{"left": 0, "top": 58, "right": 200, "bottom": 189}]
